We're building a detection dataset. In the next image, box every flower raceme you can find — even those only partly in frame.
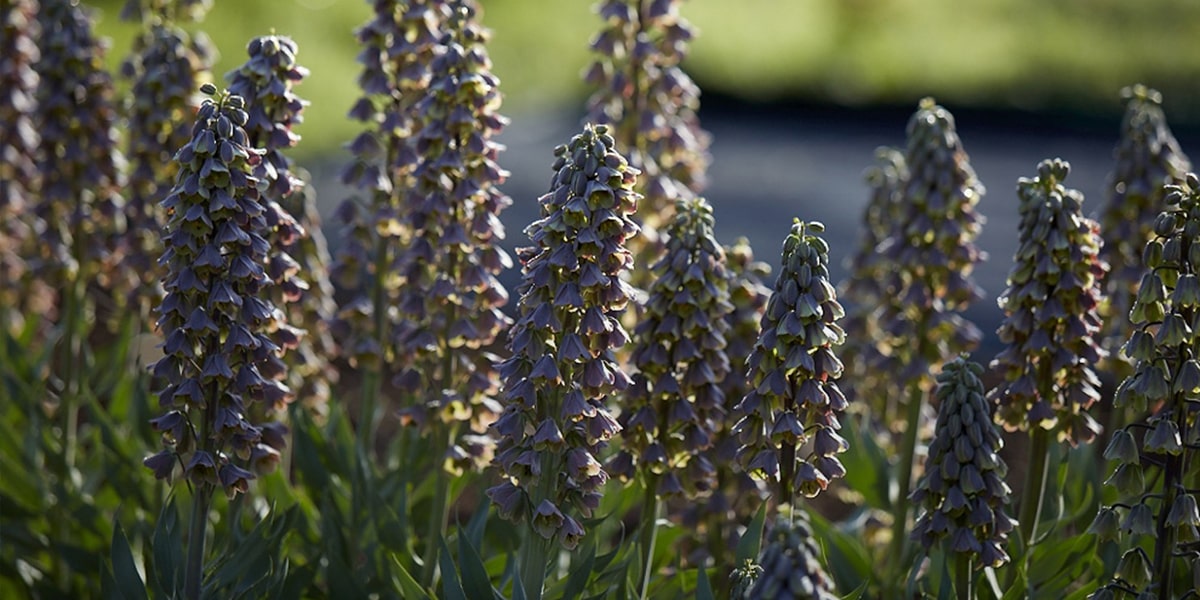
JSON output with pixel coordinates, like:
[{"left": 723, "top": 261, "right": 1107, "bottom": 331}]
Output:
[
  {"left": 733, "top": 219, "right": 849, "bottom": 502},
  {"left": 390, "top": 5, "right": 513, "bottom": 471},
  {"left": 0, "top": 0, "right": 44, "bottom": 330},
  {"left": 143, "top": 87, "right": 294, "bottom": 497},
  {"left": 227, "top": 34, "right": 340, "bottom": 412},
  {"left": 874, "top": 98, "right": 986, "bottom": 384},
  {"left": 1099, "top": 85, "right": 1191, "bottom": 357},
  {"left": 331, "top": 0, "right": 451, "bottom": 371},
  {"left": 610, "top": 196, "right": 732, "bottom": 499},
  {"left": 488, "top": 123, "right": 640, "bottom": 550},
  {"left": 33, "top": 0, "right": 129, "bottom": 303},
  {"left": 989, "top": 159, "right": 1107, "bottom": 445},
  {"left": 583, "top": 0, "right": 710, "bottom": 228},
  {"left": 120, "top": 9, "right": 213, "bottom": 316},
  {"left": 911, "top": 357, "right": 1015, "bottom": 569},
  {"left": 1091, "top": 173, "right": 1200, "bottom": 598}
]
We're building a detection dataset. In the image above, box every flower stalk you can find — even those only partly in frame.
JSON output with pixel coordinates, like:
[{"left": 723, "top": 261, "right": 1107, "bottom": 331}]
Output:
[
  {"left": 733, "top": 219, "right": 848, "bottom": 505},
  {"left": 1091, "top": 172, "right": 1200, "bottom": 599},
  {"left": 988, "top": 158, "right": 1107, "bottom": 546},
  {"left": 488, "top": 124, "right": 639, "bottom": 599},
  {"left": 34, "top": 0, "right": 130, "bottom": 470},
  {"left": 911, "top": 358, "right": 1015, "bottom": 584},
  {"left": 142, "top": 85, "right": 294, "bottom": 599},
  {"left": 609, "top": 195, "right": 732, "bottom": 594},
  {"left": 871, "top": 98, "right": 986, "bottom": 577}
]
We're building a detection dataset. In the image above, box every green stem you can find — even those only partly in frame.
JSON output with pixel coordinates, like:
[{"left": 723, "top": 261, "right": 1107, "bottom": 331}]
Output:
[
  {"left": 419, "top": 242, "right": 463, "bottom": 588},
  {"left": 954, "top": 553, "right": 973, "bottom": 600},
  {"left": 518, "top": 532, "right": 552, "bottom": 600},
  {"left": 519, "top": 454, "right": 558, "bottom": 600},
  {"left": 184, "top": 484, "right": 212, "bottom": 600},
  {"left": 358, "top": 225, "right": 388, "bottom": 455},
  {"left": 61, "top": 253, "right": 86, "bottom": 472},
  {"left": 779, "top": 439, "right": 796, "bottom": 504},
  {"left": 185, "top": 395, "right": 214, "bottom": 600},
  {"left": 888, "top": 379, "right": 926, "bottom": 579},
  {"left": 1151, "top": 404, "right": 1185, "bottom": 600},
  {"left": 1018, "top": 428, "right": 1051, "bottom": 546},
  {"left": 419, "top": 422, "right": 456, "bottom": 588},
  {"left": 637, "top": 476, "right": 660, "bottom": 600}
]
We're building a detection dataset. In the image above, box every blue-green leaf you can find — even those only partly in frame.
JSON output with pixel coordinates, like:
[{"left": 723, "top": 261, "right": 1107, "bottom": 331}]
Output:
[
  {"left": 388, "top": 553, "right": 433, "bottom": 600},
  {"left": 152, "top": 496, "right": 183, "bottom": 597},
  {"left": 457, "top": 521, "right": 499, "bottom": 600},
  {"left": 440, "top": 536, "right": 468, "bottom": 600},
  {"left": 109, "top": 517, "right": 148, "bottom": 600},
  {"left": 735, "top": 503, "right": 767, "bottom": 563},
  {"left": 561, "top": 535, "right": 596, "bottom": 600}
]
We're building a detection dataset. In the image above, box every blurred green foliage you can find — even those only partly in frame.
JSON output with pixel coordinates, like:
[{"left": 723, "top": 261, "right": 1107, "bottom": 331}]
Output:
[{"left": 89, "top": 0, "right": 1200, "bottom": 156}]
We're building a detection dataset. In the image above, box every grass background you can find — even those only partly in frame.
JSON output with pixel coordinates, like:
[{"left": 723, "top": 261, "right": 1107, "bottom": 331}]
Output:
[{"left": 88, "top": 0, "right": 1200, "bottom": 161}]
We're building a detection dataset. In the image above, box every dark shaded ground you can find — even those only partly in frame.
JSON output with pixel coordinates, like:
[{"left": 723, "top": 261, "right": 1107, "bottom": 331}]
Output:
[{"left": 307, "top": 98, "right": 1200, "bottom": 359}]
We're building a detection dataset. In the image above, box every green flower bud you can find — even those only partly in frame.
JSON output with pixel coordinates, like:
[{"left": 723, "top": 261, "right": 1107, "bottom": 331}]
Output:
[
  {"left": 1102, "top": 429, "right": 1141, "bottom": 465},
  {"left": 1105, "top": 463, "right": 1145, "bottom": 498},
  {"left": 1167, "top": 494, "right": 1200, "bottom": 527},
  {"left": 1144, "top": 418, "right": 1183, "bottom": 456},
  {"left": 1087, "top": 506, "right": 1121, "bottom": 541},
  {"left": 1120, "top": 502, "right": 1156, "bottom": 536},
  {"left": 1114, "top": 547, "right": 1152, "bottom": 590}
]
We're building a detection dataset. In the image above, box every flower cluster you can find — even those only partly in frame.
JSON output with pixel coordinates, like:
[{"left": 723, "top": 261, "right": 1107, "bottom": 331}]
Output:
[
  {"left": 675, "top": 236, "right": 770, "bottom": 560},
  {"left": 733, "top": 220, "right": 848, "bottom": 501},
  {"left": 911, "top": 357, "right": 1015, "bottom": 569},
  {"left": 332, "top": 0, "right": 451, "bottom": 369},
  {"left": 742, "top": 510, "right": 838, "bottom": 600},
  {"left": 121, "top": 17, "right": 212, "bottom": 314},
  {"left": 1099, "top": 85, "right": 1192, "bottom": 359},
  {"left": 142, "top": 88, "right": 293, "bottom": 496},
  {"left": 32, "top": 0, "right": 129, "bottom": 298},
  {"left": 1091, "top": 174, "right": 1200, "bottom": 598},
  {"left": 874, "top": 98, "right": 985, "bottom": 386},
  {"left": 583, "top": 0, "right": 710, "bottom": 228},
  {"left": 389, "top": 4, "right": 513, "bottom": 472},
  {"left": 227, "top": 34, "right": 339, "bottom": 410},
  {"left": 488, "top": 124, "right": 640, "bottom": 549},
  {"left": 989, "top": 159, "right": 1107, "bottom": 445},
  {"left": 840, "top": 146, "right": 907, "bottom": 419},
  {"left": 0, "top": 0, "right": 43, "bottom": 330},
  {"left": 610, "top": 196, "right": 732, "bottom": 498}
]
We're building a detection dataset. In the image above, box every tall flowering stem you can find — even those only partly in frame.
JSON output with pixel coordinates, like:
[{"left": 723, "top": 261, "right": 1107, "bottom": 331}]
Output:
[
  {"left": 840, "top": 146, "right": 907, "bottom": 426},
  {"left": 0, "top": 0, "right": 42, "bottom": 335},
  {"left": 610, "top": 196, "right": 731, "bottom": 596},
  {"left": 912, "top": 358, "right": 1015, "bottom": 598},
  {"left": 1090, "top": 174, "right": 1200, "bottom": 600},
  {"left": 583, "top": 0, "right": 710, "bottom": 229},
  {"left": 227, "top": 34, "right": 339, "bottom": 417},
  {"left": 332, "top": 0, "right": 449, "bottom": 451},
  {"left": 142, "top": 87, "right": 293, "bottom": 600},
  {"left": 119, "top": 0, "right": 213, "bottom": 317},
  {"left": 988, "top": 159, "right": 1107, "bottom": 545},
  {"left": 1099, "top": 85, "right": 1191, "bottom": 368},
  {"left": 877, "top": 98, "right": 986, "bottom": 575},
  {"left": 385, "top": 4, "right": 514, "bottom": 585},
  {"left": 488, "top": 124, "right": 639, "bottom": 600},
  {"left": 34, "top": 0, "right": 130, "bottom": 470},
  {"left": 697, "top": 237, "right": 771, "bottom": 566},
  {"left": 733, "top": 219, "right": 848, "bottom": 504}
]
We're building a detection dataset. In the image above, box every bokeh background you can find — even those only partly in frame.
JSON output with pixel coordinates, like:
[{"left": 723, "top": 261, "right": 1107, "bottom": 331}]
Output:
[{"left": 89, "top": 0, "right": 1200, "bottom": 352}]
